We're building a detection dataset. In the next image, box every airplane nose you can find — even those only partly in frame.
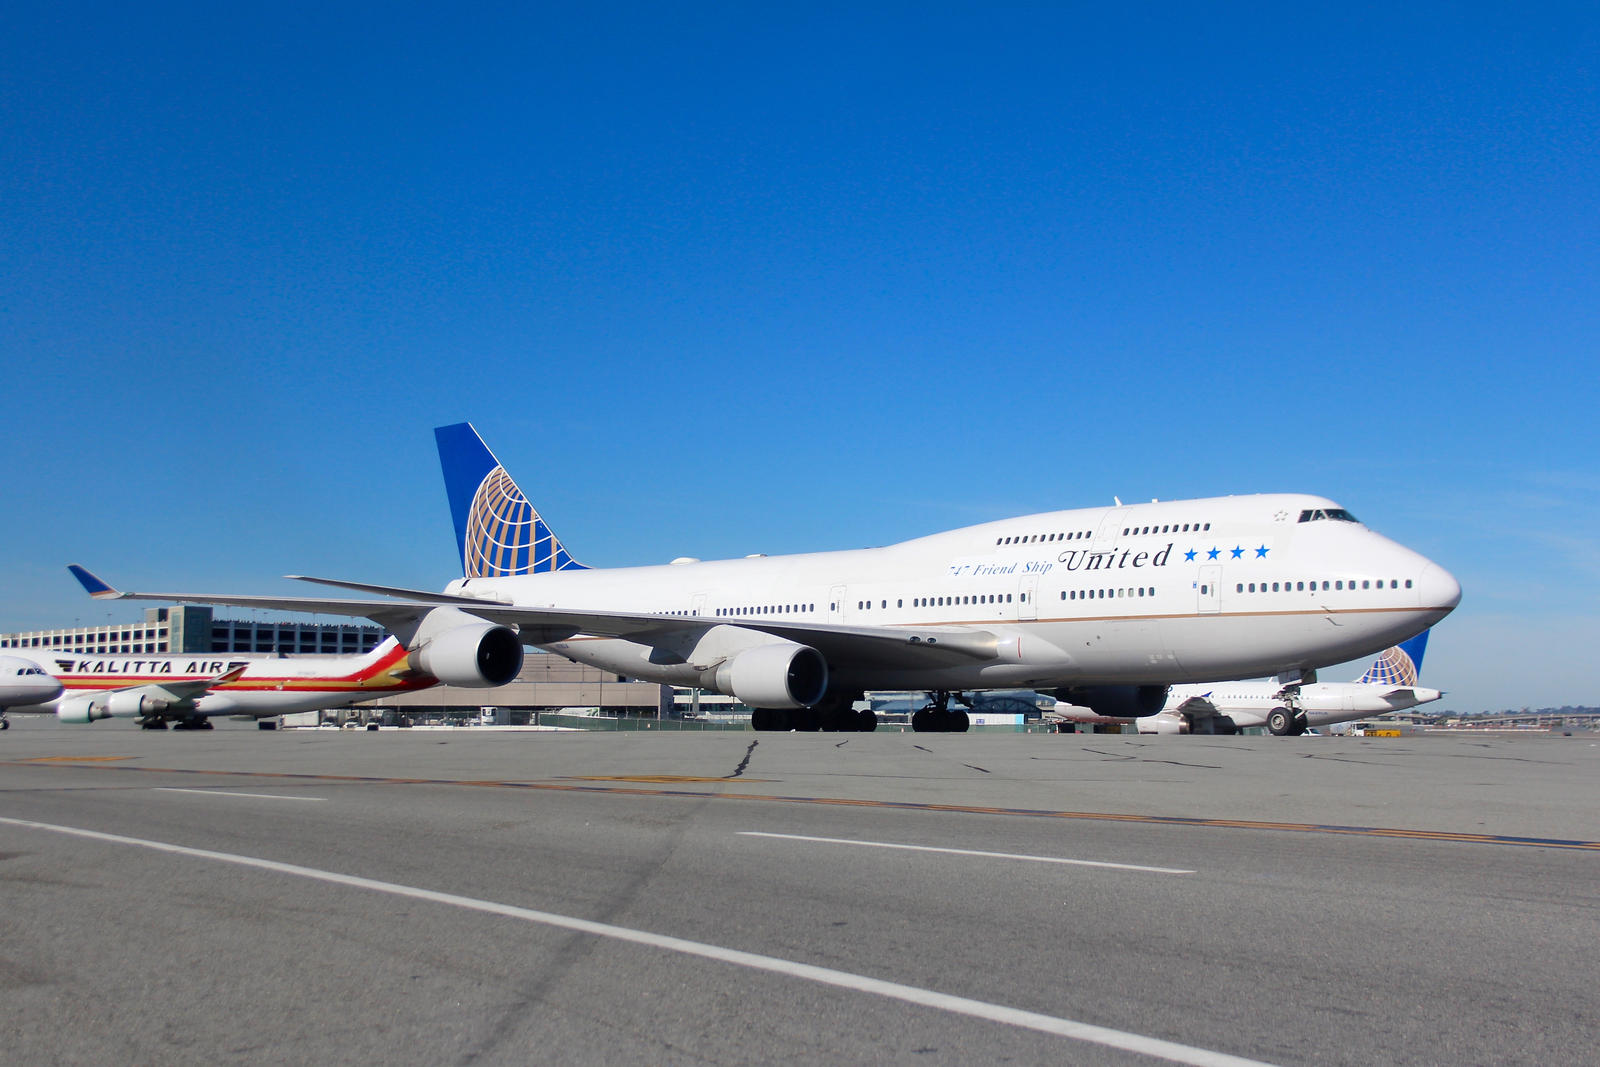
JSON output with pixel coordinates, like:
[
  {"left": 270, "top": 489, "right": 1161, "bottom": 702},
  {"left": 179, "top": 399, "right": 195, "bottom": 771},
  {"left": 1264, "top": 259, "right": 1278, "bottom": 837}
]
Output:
[{"left": 1418, "top": 563, "right": 1461, "bottom": 611}]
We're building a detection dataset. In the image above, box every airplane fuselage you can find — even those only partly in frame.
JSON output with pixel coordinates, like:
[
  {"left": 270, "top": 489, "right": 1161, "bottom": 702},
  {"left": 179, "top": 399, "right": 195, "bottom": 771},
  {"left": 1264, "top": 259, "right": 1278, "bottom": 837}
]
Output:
[
  {"left": 9, "top": 640, "right": 432, "bottom": 720},
  {"left": 447, "top": 493, "right": 1459, "bottom": 694}
]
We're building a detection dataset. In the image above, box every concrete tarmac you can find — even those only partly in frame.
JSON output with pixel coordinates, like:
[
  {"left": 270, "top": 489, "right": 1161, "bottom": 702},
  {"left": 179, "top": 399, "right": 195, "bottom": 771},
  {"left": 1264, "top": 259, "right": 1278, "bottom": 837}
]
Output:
[{"left": 2, "top": 718, "right": 1596, "bottom": 1065}]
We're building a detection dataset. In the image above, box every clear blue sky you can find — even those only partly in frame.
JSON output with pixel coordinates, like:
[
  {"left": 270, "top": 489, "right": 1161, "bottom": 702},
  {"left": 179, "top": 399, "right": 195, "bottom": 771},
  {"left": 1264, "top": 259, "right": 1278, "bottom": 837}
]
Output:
[{"left": 4, "top": 3, "right": 1596, "bottom": 712}]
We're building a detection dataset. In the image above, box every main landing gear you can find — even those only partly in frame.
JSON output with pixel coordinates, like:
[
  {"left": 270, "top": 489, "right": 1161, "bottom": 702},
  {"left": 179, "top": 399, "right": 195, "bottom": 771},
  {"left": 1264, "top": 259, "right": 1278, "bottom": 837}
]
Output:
[
  {"left": 751, "top": 691, "right": 875, "bottom": 732},
  {"left": 1266, "top": 707, "right": 1309, "bottom": 736},
  {"left": 911, "top": 691, "right": 970, "bottom": 733}
]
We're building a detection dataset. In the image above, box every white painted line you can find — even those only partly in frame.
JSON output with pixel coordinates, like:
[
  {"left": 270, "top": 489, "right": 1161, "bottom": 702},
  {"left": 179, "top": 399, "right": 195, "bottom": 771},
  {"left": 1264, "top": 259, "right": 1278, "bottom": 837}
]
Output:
[
  {"left": 739, "top": 831, "right": 1195, "bottom": 874},
  {"left": 155, "top": 788, "right": 325, "bottom": 802},
  {"left": 0, "top": 814, "right": 1260, "bottom": 1067}
]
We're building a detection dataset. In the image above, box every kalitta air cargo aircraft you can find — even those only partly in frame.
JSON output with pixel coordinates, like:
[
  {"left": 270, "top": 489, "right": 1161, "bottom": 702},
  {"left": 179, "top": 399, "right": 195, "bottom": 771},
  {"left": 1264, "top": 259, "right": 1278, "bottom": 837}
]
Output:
[
  {"left": 2, "top": 637, "right": 444, "bottom": 729},
  {"left": 71, "top": 423, "right": 1460, "bottom": 733}
]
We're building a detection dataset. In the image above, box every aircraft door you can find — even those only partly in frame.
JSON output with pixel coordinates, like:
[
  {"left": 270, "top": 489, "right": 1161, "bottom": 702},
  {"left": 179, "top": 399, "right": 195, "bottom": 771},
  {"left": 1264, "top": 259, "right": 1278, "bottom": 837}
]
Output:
[
  {"left": 1018, "top": 575, "right": 1039, "bottom": 620},
  {"left": 1092, "top": 508, "right": 1124, "bottom": 553},
  {"left": 1197, "top": 565, "right": 1221, "bottom": 614},
  {"left": 829, "top": 585, "right": 847, "bottom": 624},
  {"left": 692, "top": 593, "right": 706, "bottom": 618}
]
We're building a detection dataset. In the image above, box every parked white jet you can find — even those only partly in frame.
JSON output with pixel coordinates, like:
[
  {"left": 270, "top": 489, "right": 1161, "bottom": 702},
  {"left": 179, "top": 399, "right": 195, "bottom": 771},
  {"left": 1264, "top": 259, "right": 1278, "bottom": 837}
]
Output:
[
  {"left": 5, "top": 636, "right": 445, "bottom": 729},
  {"left": 1054, "top": 629, "right": 1440, "bottom": 735},
  {"left": 71, "top": 423, "right": 1460, "bottom": 733}
]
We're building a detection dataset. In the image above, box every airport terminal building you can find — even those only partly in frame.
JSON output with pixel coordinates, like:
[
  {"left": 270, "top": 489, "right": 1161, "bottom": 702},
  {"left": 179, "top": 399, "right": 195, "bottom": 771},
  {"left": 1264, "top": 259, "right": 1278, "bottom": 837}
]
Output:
[{"left": 0, "top": 605, "right": 385, "bottom": 657}]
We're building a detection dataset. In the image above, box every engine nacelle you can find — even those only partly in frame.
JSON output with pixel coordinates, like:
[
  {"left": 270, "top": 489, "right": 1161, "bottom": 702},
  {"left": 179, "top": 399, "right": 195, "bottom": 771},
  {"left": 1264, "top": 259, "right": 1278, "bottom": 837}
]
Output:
[
  {"left": 106, "top": 690, "right": 168, "bottom": 719},
  {"left": 57, "top": 695, "right": 111, "bottom": 724},
  {"left": 1135, "top": 712, "right": 1189, "bottom": 735},
  {"left": 409, "top": 617, "right": 524, "bottom": 688},
  {"left": 714, "top": 641, "right": 828, "bottom": 710},
  {"left": 57, "top": 690, "right": 171, "bottom": 724},
  {"left": 1055, "top": 684, "right": 1169, "bottom": 719}
]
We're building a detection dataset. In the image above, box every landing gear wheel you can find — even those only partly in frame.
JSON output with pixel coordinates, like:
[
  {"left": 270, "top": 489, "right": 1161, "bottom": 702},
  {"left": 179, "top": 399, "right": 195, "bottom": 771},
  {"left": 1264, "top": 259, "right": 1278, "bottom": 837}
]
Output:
[
  {"left": 911, "top": 709, "right": 934, "bottom": 733},
  {"left": 820, "top": 706, "right": 854, "bottom": 732},
  {"left": 1267, "top": 708, "right": 1294, "bottom": 736},
  {"left": 949, "top": 710, "right": 970, "bottom": 733},
  {"left": 856, "top": 708, "right": 878, "bottom": 732}
]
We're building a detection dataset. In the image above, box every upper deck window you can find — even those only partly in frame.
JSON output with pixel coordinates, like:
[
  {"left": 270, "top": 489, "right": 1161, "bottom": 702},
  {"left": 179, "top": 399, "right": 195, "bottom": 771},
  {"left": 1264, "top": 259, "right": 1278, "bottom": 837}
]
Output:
[{"left": 1298, "top": 508, "right": 1360, "bottom": 524}]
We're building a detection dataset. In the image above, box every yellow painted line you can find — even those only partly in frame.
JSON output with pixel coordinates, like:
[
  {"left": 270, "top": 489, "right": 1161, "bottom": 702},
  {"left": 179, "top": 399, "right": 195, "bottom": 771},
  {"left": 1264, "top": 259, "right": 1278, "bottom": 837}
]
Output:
[
  {"left": 566, "top": 774, "right": 773, "bottom": 784},
  {"left": 21, "top": 755, "right": 135, "bottom": 763}
]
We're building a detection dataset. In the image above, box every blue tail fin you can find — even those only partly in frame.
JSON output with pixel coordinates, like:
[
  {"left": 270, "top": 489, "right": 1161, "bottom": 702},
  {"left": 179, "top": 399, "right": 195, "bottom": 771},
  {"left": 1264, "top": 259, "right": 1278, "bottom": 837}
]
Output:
[
  {"left": 1357, "top": 629, "right": 1429, "bottom": 686},
  {"left": 434, "top": 423, "right": 588, "bottom": 577}
]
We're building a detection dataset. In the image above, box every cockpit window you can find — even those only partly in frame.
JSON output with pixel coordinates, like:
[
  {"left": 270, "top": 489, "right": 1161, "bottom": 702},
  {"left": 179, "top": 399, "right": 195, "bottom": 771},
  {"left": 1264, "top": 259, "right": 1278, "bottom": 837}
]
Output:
[{"left": 1298, "top": 508, "right": 1360, "bottom": 524}]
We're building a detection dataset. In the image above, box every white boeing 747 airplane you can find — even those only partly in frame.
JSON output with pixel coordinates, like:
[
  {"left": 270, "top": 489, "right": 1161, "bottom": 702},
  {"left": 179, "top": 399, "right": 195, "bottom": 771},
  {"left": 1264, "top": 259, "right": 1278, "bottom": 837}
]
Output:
[
  {"left": 71, "top": 423, "right": 1460, "bottom": 733},
  {"left": 1054, "top": 629, "right": 1441, "bottom": 735},
  {"left": 3, "top": 637, "right": 443, "bottom": 729}
]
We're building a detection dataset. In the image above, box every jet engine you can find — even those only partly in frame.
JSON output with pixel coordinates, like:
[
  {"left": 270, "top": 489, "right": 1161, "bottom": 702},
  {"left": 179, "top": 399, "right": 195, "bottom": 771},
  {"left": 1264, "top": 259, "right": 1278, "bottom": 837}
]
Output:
[
  {"left": 713, "top": 641, "right": 828, "bottom": 710},
  {"left": 1055, "top": 684, "right": 1169, "bottom": 719},
  {"left": 107, "top": 691, "right": 168, "bottom": 718},
  {"left": 57, "top": 691, "right": 170, "bottom": 724},
  {"left": 407, "top": 609, "right": 523, "bottom": 688},
  {"left": 1134, "top": 712, "right": 1189, "bottom": 735},
  {"left": 56, "top": 695, "right": 109, "bottom": 724}
]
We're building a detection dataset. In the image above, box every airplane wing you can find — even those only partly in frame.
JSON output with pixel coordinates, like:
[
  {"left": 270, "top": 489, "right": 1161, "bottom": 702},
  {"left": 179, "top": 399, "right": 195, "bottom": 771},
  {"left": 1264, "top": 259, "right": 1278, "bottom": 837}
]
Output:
[
  {"left": 69, "top": 567, "right": 1003, "bottom": 672},
  {"left": 57, "top": 664, "right": 251, "bottom": 724},
  {"left": 1172, "top": 693, "right": 1218, "bottom": 714},
  {"left": 140, "top": 664, "right": 250, "bottom": 706}
]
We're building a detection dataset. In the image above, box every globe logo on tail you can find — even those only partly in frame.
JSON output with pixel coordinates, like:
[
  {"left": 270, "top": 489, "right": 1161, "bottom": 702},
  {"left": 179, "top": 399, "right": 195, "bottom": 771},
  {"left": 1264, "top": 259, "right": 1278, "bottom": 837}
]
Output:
[
  {"left": 1360, "top": 643, "right": 1420, "bottom": 687},
  {"left": 463, "top": 466, "right": 583, "bottom": 576}
]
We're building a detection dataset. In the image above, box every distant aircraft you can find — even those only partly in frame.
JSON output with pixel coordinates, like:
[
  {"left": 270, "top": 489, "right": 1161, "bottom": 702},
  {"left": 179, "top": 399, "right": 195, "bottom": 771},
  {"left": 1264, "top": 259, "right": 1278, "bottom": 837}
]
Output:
[
  {"left": 69, "top": 422, "right": 1460, "bottom": 733},
  {"left": 0, "top": 656, "right": 65, "bottom": 729},
  {"left": 8, "top": 633, "right": 444, "bottom": 729},
  {"left": 1054, "top": 630, "right": 1440, "bottom": 735}
]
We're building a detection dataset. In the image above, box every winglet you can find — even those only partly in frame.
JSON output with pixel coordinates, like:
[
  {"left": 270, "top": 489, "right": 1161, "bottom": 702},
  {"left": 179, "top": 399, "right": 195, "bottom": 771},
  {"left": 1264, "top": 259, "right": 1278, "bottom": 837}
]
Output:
[
  {"left": 214, "top": 664, "right": 249, "bottom": 685},
  {"left": 67, "top": 565, "right": 123, "bottom": 599}
]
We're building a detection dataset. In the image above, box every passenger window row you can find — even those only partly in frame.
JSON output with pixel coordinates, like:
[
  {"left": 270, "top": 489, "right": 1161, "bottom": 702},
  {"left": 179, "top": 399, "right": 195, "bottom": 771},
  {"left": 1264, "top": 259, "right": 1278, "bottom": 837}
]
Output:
[
  {"left": 1061, "top": 587, "right": 1156, "bottom": 600},
  {"left": 997, "top": 530, "right": 1092, "bottom": 546},
  {"left": 910, "top": 594, "right": 1014, "bottom": 608},
  {"left": 1121, "top": 522, "right": 1210, "bottom": 536},
  {"left": 1235, "top": 579, "right": 1414, "bottom": 593},
  {"left": 716, "top": 604, "right": 816, "bottom": 617}
]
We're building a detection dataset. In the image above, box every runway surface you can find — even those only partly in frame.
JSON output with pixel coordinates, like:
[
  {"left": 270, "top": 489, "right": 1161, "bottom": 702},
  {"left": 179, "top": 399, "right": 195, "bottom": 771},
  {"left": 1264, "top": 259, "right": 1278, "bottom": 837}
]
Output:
[{"left": 3, "top": 719, "right": 1596, "bottom": 1065}]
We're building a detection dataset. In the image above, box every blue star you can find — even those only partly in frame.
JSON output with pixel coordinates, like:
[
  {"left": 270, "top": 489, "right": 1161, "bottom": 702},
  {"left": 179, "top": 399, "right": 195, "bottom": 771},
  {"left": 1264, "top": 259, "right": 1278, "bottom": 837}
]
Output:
[
  {"left": 1230, "top": 546, "right": 1244, "bottom": 559},
  {"left": 1207, "top": 547, "right": 1220, "bottom": 560},
  {"left": 1255, "top": 545, "right": 1269, "bottom": 558},
  {"left": 1184, "top": 549, "right": 1197, "bottom": 562}
]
